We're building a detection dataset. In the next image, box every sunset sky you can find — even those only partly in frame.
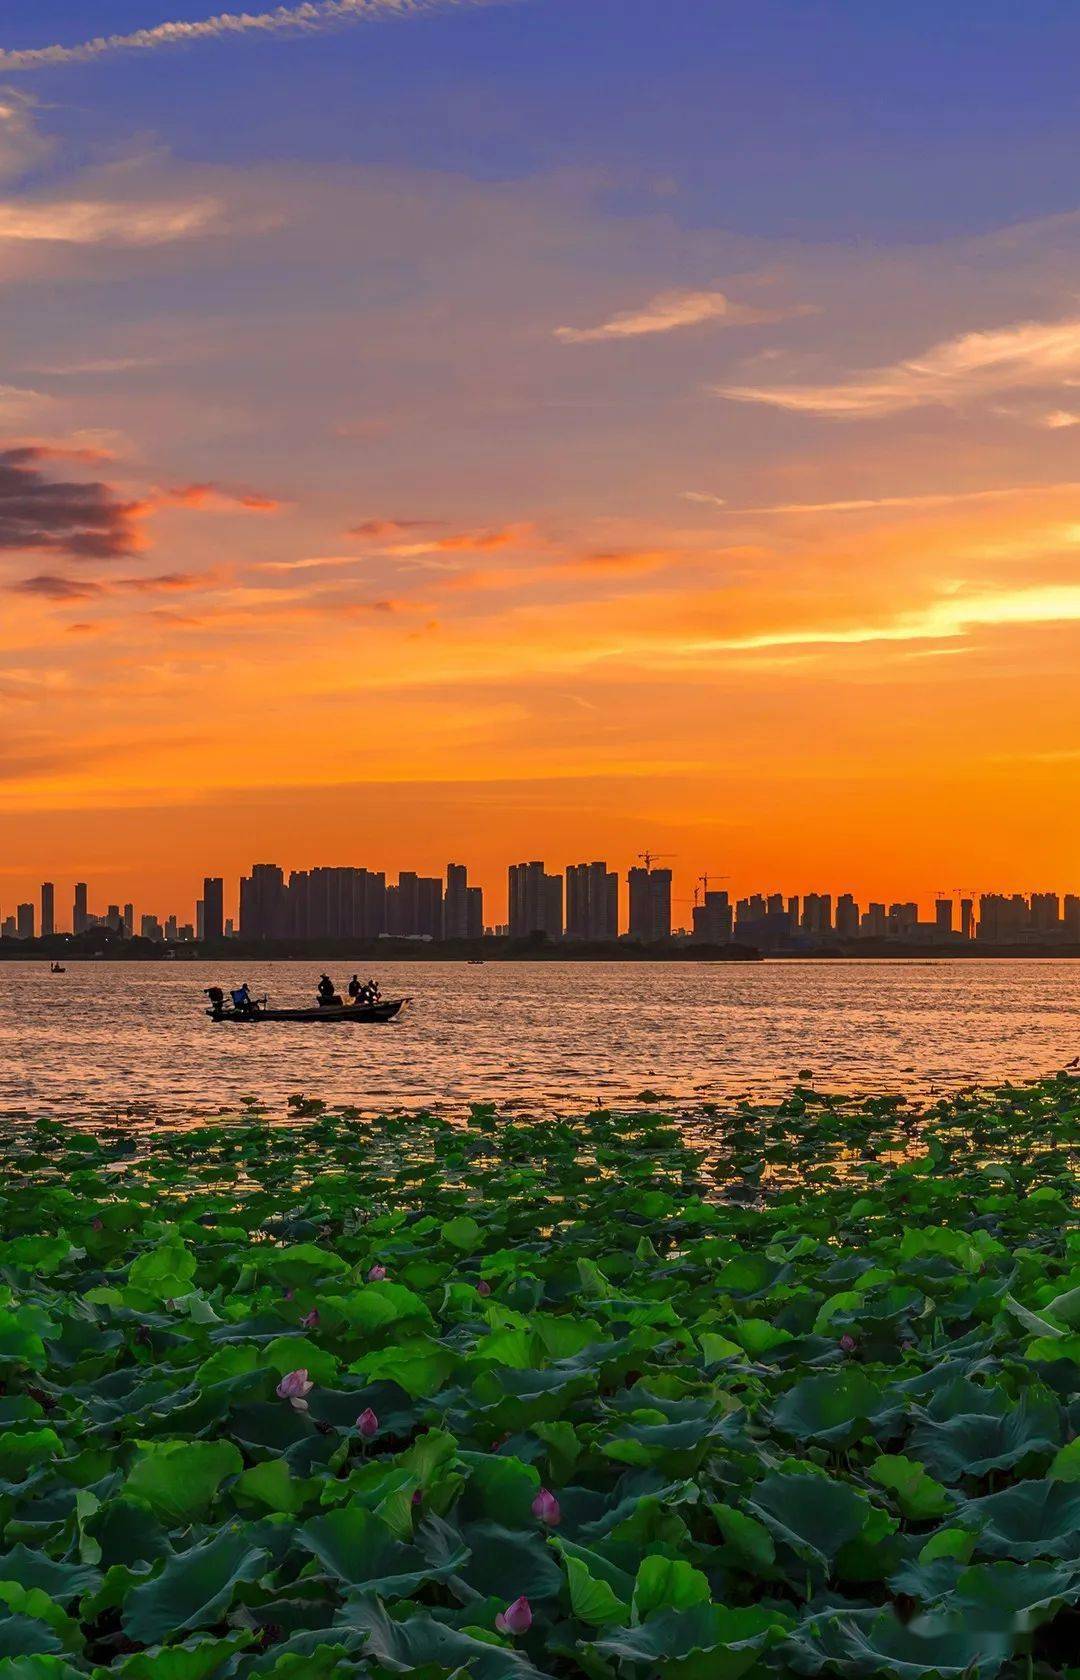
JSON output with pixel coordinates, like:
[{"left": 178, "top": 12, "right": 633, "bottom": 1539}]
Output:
[{"left": 2, "top": 0, "right": 1080, "bottom": 925}]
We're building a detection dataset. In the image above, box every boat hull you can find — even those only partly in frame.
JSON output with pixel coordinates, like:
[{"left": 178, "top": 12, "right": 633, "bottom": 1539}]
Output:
[{"left": 208, "top": 999, "right": 407, "bottom": 1024}]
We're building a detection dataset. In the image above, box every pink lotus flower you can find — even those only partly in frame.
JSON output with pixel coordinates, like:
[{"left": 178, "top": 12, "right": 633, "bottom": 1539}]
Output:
[
  {"left": 531, "top": 1487, "right": 561, "bottom": 1526},
  {"left": 496, "top": 1596, "right": 532, "bottom": 1636},
  {"left": 300, "top": 1307, "right": 320, "bottom": 1330},
  {"left": 476, "top": 1280, "right": 492, "bottom": 1297},
  {"left": 356, "top": 1407, "right": 380, "bottom": 1440},
  {"left": 367, "top": 1264, "right": 387, "bottom": 1282},
  {"left": 412, "top": 1488, "right": 424, "bottom": 1506},
  {"left": 839, "top": 1334, "right": 857, "bottom": 1353},
  {"left": 276, "top": 1368, "right": 313, "bottom": 1410}
]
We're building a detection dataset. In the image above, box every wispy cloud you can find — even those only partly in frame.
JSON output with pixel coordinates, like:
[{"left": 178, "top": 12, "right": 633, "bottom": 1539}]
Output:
[
  {"left": 719, "top": 313, "right": 1080, "bottom": 419},
  {"left": 690, "top": 583, "right": 1080, "bottom": 655},
  {"left": 0, "top": 198, "right": 223, "bottom": 246},
  {"left": 721, "top": 481, "right": 1080, "bottom": 516},
  {"left": 555, "top": 289, "right": 808, "bottom": 345},
  {"left": 0, "top": 0, "right": 495, "bottom": 72}
]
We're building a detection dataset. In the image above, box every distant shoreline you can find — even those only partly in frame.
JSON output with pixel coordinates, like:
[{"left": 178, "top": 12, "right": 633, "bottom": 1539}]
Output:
[{"left": 5, "top": 936, "right": 1080, "bottom": 962}]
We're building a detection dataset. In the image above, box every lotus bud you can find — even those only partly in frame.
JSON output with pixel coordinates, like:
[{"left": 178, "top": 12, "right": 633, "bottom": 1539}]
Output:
[
  {"left": 300, "top": 1307, "right": 320, "bottom": 1329},
  {"left": 496, "top": 1596, "right": 533, "bottom": 1636},
  {"left": 477, "top": 1280, "right": 492, "bottom": 1297},
  {"left": 367, "top": 1264, "right": 387, "bottom": 1282},
  {"left": 531, "top": 1487, "right": 561, "bottom": 1526},
  {"left": 276, "top": 1368, "right": 313, "bottom": 1410},
  {"left": 356, "top": 1406, "right": 380, "bottom": 1440},
  {"left": 839, "top": 1333, "right": 856, "bottom": 1353}
]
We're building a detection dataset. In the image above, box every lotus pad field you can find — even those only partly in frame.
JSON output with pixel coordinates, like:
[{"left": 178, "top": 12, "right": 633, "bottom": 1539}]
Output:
[{"left": 4, "top": 1078, "right": 1080, "bottom": 1679}]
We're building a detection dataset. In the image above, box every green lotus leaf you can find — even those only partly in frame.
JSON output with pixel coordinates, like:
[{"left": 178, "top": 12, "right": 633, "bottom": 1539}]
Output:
[
  {"left": 710, "top": 1503, "right": 775, "bottom": 1572},
  {"left": 772, "top": 1371, "right": 903, "bottom": 1448},
  {"left": 127, "top": 1238, "right": 196, "bottom": 1302},
  {"left": 868, "top": 1455, "right": 951, "bottom": 1520},
  {"left": 342, "top": 1593, "right": 547, "bottom": 1680},
  {"left": 960, "top": 1479, "right": 1080, "bottom": 1560},
  {"left": 909, "top": 1382, "right": 1061, "bottom": 1483},
  {"left": 125, "top": 1439, "right": 244, "bottom": 1526},
  {"left": 111, "top": 1632, "right": 253, "bottom": 1678},
  {"left": 745, "top": 1472, "right": 871, "bottom": 1575},
  {"left": 296, "top": 1504, "right": 468, "bottom": 1591},
  {"left": 791, "top": 1605, "right": 1011, "bottom": 1678},
  {"left": 591, "top": 1602, "right": 789, "bottom": 1680},
  {"left": 442, "top": 1216, "right": 482, "bottom": 1253},
  {"left": 122, "top": 1532, "right": 271, "bottom": 1645},
  {"left": 632, "top": 1555, "right": 711, "bottom": 1618}
]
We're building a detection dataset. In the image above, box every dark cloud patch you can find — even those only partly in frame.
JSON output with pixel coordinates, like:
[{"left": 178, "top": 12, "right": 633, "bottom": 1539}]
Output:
[
  {"left": 11, "top": 573, "right": 104, "bottom": 600},
  {"left": 349, "top": 518, "right": 440, "bottom": 538},
  {"left": 0, "top": 445, "right": 147, "bottom": 560},
  {"left": 117, "top": 570, "right": 205, "bottom": 593},
  {"left": 11, "top": 568, "right": 212, "bottom": 602}
]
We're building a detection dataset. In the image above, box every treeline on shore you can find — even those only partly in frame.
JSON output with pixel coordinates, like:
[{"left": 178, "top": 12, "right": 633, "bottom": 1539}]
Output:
[
  {"left": 4, "top": 928, "right": 1080, "bottom": 961},
  {"left": 0, "top": 929, "right": 762, "bottom": 963}
]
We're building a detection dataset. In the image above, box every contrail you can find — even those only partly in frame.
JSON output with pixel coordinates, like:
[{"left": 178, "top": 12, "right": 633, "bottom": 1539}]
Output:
[{"left": 0, "top": 0, "right": 492, "bottom": 71}]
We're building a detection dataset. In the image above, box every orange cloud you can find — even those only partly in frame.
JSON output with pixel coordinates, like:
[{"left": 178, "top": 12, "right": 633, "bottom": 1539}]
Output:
[
  {"left": 348, "top": 517, "right": 440, "bottom": 538},
  {"left": 164, "top": 482, "right": 282, "bottom": 513}
]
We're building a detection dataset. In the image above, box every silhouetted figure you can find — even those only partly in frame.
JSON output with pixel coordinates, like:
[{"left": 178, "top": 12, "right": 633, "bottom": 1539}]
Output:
[
  {"left": 347, "top": 974, "right": 362, "bottom": 1003},
  {"left": 317, "top": 973, "right": 341, "bottom": 1007},
  {"left": 206, "top": 986, "right": 225, "bottom": 1019},
  {"left": 231, "top": 982, "right": 253, "bottom": 1012}
]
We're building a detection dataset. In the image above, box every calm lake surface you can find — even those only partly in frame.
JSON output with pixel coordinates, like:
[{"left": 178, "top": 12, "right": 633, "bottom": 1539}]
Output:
[{"left": 0, "top": 958, "right": 1077, "bottom": 1123}]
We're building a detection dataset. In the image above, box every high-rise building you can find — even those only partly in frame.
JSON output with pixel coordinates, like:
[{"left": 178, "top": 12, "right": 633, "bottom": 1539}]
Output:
[
  {"left": 141, "top": 914, "right": 163, "bottom": 941},
  {"left": 40, "top": 882, "right": 54, "bottom": 938},
  {"left": 196, "top": 900, "right": 205, "bottom": 940},
  {"left": 801, "top": 893, "right": 833, "bottom": 935},
  {"left": 16, "top": 903, "right": 34, "bottom": 940},
  {"left": 106, "top": 905, "right": 122, "bottom": 932},
  {"left": 960, "top": 897, "right": 975, "bottom": 941},
  {"left": 239, "top": 864, "right": 286, "bottom": 940},
  {"left": 835, "top": 894, "right": 860, "bottom": 938},
  {"left": 385, "top": 871, "right": 443, "bottom": 939},
  {"left": 73, "top": 882, "right": 88, "bottom": 936},
  {"left": 508, "top": 862, "right": 563, "bottom": 940},
  {"left": 627, "top": 867, "right": 672, "bottom": 943},
  {"left": 692, "top": 889, "right": 732, "bottom": 944},
  {"left": 443, "top": 864, "right": 471, "bottom": 940},
  {"left": 565, "top": 862, "right": 618, "bottom": 940},
  {"left": 203, "top": 877, "right": 224, "bottom": 943},
  {"left": 935, "top": 898, "right": 954, "bottom": 937},
  {"left": 165, "top": 915, "right": 178, "bottom": 943},
  {"left": 1030, "top": 893, "right": 1060, "bottom": 934},
  {"left": 861, "top": 903, "right": 887, "bottom": 938}
]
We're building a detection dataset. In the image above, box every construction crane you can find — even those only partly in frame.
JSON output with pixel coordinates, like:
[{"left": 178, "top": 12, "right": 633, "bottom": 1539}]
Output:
[
  {"left": 694, "top": 872, "right": 730, "bottom": 907},
  {"left": 636, "top": 851, "right": 675, "bottom": 872}
]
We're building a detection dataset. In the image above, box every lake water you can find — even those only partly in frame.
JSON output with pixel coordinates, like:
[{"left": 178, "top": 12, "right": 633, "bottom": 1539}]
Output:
[{"left": 0, "top": 958, "right": 1077, "bottom": 1123}]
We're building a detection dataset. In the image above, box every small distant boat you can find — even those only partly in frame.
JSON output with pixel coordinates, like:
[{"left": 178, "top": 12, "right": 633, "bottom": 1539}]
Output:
[
  {"left": 50, "top": 962, "right": 66, "bottom": 974},
  {"left": 207, "top": 998, "right": 408, "bottom": 1025}
]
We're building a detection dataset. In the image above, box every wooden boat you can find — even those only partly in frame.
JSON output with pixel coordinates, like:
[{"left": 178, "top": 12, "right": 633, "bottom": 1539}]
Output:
[
  {"left": 50, "top": 963, "right": 66, "bottom": 974},
  {"left": 207, "top": 998, "right": 408, "bottom": 1025}
]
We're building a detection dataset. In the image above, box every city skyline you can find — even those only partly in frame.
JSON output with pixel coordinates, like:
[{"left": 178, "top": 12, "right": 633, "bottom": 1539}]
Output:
[
  {"left": 2, "top": 4, "right": 1080, "bottom": 893},
  {"left": 6, "top": 857, "right": 1080, "bottom": 947}
]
